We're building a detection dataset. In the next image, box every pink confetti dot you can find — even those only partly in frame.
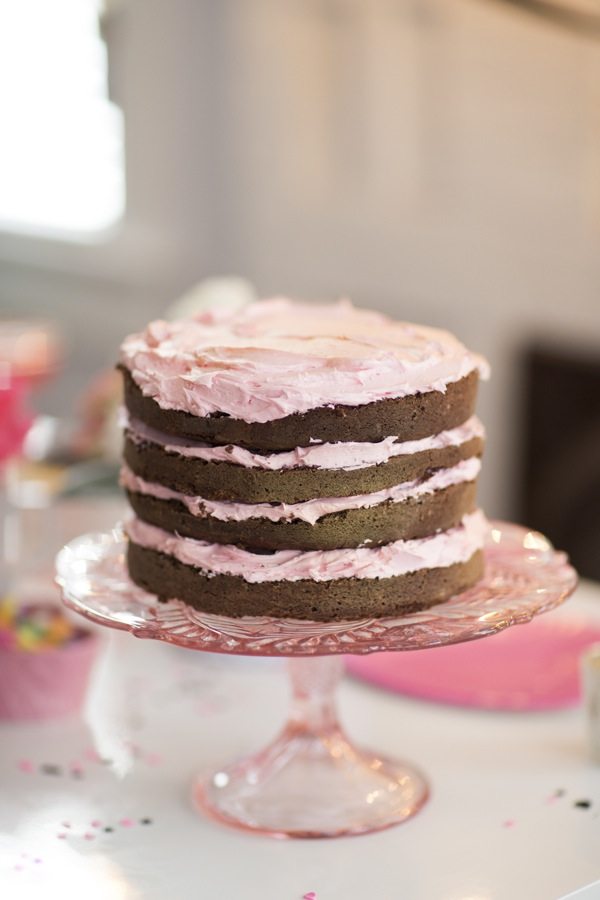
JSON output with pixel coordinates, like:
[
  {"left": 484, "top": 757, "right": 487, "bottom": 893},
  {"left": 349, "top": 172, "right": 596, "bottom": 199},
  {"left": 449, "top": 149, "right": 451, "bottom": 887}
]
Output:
[
  {"left": 57, "top": 833, "right": 67, "bottom": 840},
  {"left": 502, "top": 819, "right": 516, "bottom": 828},
  {"left": 34, "top": 859, "right": 42, "bottom": 864},
  {"left": 91, "top": 819, "right": 102, "bottom": 828},
  {"left": 303, "top": 893, "right": 317, "bottom": 900},
  {"left": 145, "top": 752, "right": 163, "bottom": 767},
  {"left": 119, "top": 818, "right": 134, "bottom": 828},
  {"left": 84, "top": 747, "right": 101, "bottom": 763},
  {"left": 84, "top": 833, "right": 95, "bottom": 841},
  {"left": 17, "top": 759, "right": 34, "bottom": 773}
]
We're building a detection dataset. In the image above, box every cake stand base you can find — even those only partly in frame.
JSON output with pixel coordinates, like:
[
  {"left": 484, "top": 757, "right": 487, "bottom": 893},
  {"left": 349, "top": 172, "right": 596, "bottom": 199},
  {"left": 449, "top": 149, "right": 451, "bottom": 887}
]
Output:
[{"left": 193, "top": 656, "right": 428, "bottom": 838}]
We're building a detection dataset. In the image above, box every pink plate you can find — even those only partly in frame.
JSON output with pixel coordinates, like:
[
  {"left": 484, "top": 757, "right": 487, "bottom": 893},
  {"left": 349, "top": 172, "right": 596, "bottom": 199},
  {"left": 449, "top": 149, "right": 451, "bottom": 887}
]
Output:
[{"left": 346, "top": 616, "right": 600, "bottom": 711}]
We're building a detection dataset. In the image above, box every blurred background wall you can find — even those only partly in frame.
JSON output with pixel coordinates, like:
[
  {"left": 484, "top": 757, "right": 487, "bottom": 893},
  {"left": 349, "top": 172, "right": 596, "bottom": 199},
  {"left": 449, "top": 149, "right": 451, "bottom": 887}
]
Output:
[{"left": 1, "top": 0, "right": 599, "bottom": 526}]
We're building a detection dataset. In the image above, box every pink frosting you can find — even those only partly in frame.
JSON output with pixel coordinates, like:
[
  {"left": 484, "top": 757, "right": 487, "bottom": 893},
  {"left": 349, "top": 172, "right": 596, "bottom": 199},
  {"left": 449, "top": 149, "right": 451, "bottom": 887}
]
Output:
[
  {"left": 121, "top": 458, "right": 481, "bottom": 525},
  {"left": 120, "top": 299, "right": 489, "bottom": 423},
  {"left": 125, "top": 510, "right": 487, "bottom": 582},
  {"left": 125, "top": 413, "right": 485, "bottom": 472}
]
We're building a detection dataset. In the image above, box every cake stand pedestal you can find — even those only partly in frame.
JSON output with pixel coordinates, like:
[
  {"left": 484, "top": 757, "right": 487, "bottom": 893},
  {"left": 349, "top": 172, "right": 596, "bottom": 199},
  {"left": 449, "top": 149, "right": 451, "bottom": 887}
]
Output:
[{"left": 56, "top": 521, "right": 576, "bottom": 839}]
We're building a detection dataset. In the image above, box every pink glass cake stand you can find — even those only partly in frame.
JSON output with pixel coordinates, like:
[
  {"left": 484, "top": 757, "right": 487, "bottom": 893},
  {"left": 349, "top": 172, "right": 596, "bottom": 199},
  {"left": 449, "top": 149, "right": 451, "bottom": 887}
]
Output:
[{"left": 56, "top": 521, "right": 576, "bottom": 839}]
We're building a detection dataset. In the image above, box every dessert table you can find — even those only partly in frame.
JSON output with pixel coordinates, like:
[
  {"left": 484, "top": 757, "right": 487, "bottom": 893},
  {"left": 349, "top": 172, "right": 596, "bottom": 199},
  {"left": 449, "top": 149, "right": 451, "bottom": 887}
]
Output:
[{"left": 1, "top": 499, "right": 600, "bottom": 900}]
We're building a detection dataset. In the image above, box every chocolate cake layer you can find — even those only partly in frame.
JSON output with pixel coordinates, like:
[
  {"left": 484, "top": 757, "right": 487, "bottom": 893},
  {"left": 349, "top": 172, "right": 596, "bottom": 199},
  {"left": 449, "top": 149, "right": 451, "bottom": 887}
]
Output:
[
  {"left": 126, "top": 480, "right": 477, "bottom": 550},
  {"left": 121, "top": 366, "right": 479, "bottom": 452},
  {"left": 123, "top": 432, "right": 483, "bottom": 503},
  {"left": 127, "top": 542, "right": 484, "bottom": 620}
]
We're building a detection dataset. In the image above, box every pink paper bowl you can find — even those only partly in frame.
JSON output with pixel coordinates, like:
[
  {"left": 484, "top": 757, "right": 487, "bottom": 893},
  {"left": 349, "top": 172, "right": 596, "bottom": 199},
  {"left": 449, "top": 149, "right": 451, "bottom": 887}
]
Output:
[{"left": 0, "top": 630, "right": 99, "bottom": 721}]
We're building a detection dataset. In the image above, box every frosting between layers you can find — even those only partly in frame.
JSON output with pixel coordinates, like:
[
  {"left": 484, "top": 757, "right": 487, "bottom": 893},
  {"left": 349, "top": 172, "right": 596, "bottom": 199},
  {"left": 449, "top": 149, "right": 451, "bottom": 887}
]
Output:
[
  {"left": 125, "top": 413, "right": 485, "bottom": 472},
  {"left": 126, "top": 510, "right": 487, "bottom": 582},
  {"left": 120, "top": 299, "right": 489, "bottom": 423},
  {"left": 121, "top": 458, "right": 481, "bottom": 525}
]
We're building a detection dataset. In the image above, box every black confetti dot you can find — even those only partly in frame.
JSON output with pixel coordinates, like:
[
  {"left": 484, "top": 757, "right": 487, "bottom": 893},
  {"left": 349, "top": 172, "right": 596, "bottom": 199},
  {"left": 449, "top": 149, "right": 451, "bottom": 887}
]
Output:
[
  {"left": 555, "top": 789, "right": 566, "bottom": 797},
  {"left": 575, "top": 800, "right": 592, "bottom": 809},
  {"left": 41, "top": 764, "right": 61, "bottom": 776},
  {"left": 104, "top": 827, "right": 114, "bottom": 833},
  {"left": 140, "top": 818, "right": 152, "bottom": 825}
]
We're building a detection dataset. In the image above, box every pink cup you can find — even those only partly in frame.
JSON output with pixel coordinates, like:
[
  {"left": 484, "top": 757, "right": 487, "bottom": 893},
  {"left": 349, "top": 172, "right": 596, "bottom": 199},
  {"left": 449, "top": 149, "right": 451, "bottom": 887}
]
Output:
[{"left": 0, "top": 631, "right": 99, "bottom": 720}]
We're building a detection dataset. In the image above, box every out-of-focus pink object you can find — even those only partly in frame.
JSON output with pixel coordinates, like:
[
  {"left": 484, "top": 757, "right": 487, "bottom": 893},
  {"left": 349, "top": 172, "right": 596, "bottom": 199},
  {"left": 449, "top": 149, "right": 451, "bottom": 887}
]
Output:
[
  {"left": 0, "top": 320, "right": 62, "bottom": 383},
  {"left": 0, "top": 320, "right": 62, "bottom": 465},
  {"left": 0, "top": 377, "right": 32, "bottom": 463},
  {"left": 0, "top": 630, "right": 99, "bottom": 720},
  {"left": 346, "top": 617, "right": 600, "bottom": 711}
]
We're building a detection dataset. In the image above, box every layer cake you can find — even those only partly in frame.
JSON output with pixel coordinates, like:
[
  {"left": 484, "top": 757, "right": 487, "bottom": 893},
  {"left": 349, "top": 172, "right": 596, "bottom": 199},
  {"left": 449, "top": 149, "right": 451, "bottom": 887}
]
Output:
[{"left": 119, "top": 298, "right": 489, "bottom": 620}]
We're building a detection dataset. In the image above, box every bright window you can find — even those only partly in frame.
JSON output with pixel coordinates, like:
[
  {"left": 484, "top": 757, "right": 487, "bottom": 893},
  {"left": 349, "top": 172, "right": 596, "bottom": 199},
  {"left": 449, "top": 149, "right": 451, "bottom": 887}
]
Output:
[{"left": 0, "top": 0, "right": 124, "bottom": 237}]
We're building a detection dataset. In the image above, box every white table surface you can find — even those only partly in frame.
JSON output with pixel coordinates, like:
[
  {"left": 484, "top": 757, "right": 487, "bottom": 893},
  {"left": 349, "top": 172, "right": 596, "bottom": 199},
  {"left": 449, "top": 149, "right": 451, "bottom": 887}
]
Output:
[{"left": 1, "top": 499, "right": 600, "bottom": 900}]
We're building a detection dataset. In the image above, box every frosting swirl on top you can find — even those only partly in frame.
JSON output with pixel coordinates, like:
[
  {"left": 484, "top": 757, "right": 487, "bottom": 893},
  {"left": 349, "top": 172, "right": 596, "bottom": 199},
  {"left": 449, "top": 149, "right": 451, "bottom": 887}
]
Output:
[{"left": 120, "top": 298, "right": 488, "bottom": 424}]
